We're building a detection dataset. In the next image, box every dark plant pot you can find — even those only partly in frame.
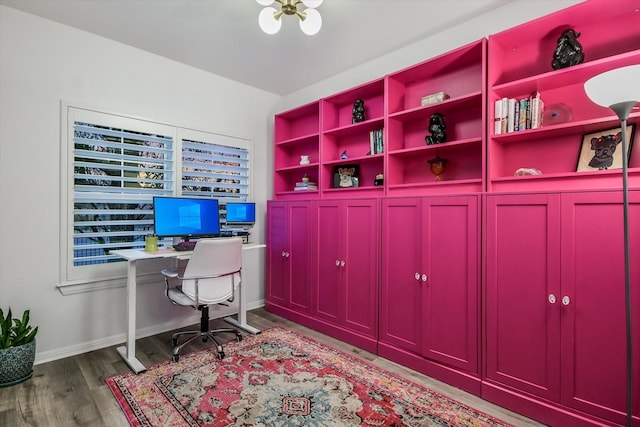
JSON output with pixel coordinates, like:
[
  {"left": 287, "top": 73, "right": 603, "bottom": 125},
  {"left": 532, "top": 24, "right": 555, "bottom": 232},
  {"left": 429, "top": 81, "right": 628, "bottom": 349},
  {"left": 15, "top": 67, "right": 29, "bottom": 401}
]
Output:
[{"left": 0, "top": 339, "right": 36, "bottom": 387}]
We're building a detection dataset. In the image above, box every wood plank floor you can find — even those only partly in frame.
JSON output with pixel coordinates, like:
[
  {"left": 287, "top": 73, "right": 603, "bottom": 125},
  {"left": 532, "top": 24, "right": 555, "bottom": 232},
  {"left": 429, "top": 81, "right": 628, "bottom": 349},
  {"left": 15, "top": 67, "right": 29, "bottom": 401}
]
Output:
[{"left": 0, "top": 308, "right": 546, "bottom": 426}]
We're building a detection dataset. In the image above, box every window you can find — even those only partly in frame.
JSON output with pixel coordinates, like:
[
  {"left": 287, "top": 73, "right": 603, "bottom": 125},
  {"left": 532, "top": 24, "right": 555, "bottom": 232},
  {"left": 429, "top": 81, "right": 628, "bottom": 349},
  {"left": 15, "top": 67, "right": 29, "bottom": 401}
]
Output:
[{"left": 60, "top": 106, "right": 251, "bottom": 289}]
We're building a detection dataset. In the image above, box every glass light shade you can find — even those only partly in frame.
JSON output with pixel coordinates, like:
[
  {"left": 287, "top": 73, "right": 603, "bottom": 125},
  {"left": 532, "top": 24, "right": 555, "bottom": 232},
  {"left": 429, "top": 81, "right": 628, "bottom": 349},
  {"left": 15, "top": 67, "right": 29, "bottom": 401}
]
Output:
[
  {"left": 299, "top": 8, "right": 322, "bottom": 35},
  {"left": 302, "top": 0, "right": 323, "bottom": 8},
  {"left": 256, "top": 0, "right": 274, "bottom": 6},
  {"left": 584, "top": 65, "right": 640, "bottom": 108},
  {"left": 259, "top": 7, "right": 282, "bottom": 35}
]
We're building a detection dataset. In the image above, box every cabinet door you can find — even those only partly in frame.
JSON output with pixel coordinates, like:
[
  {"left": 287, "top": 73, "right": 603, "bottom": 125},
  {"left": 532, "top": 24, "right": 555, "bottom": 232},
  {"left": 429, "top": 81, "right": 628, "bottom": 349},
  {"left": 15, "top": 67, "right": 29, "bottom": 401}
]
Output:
[
  {"left": 316, "top": 201, "right": 343, "bottom": 324},
  {"left": 288, "top": 202, "right": 314, "bottom": 313},
  {"left": 422, "top": 196, "right": 479, "bottom": 373},
  {"left": 380, "top": 198, "right": 423, "bottom": 354},
  {"left": 316, "top": 199, "right": 379, "bottom": 337},
  {"left": 485, "top": 194, "right": 562, "bottom": 401},
  {"left": 342, "top": 199, "right": 379, "bottom": 337},
  {"left": 561, "top": 191, "right": 640, "bottom": 424},
  {"left": 266, "top": 201, "right": 314, "bottom": 313},
  {"left": 266, "top": 201, "right": 291, "bottom": 308}
]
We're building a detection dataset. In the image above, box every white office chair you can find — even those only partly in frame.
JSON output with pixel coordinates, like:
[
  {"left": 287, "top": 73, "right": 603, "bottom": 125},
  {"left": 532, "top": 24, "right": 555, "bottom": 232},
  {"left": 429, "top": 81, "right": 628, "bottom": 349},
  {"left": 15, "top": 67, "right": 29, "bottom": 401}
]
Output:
[{"left": 162, "top": 237, "right": 243, "bottom": 362}]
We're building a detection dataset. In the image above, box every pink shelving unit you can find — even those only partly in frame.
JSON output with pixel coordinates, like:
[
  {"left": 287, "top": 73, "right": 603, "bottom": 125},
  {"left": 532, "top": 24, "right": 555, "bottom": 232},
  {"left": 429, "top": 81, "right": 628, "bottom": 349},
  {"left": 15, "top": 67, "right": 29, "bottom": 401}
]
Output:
[
  {"left": 273, "top": 101, "right": 320, "bottom": 199},
  {"left": 487, "top": 0, "right": 640, "bottom": 193},
  {"left": 385, "top": 39, "right": 486, "bottom": 196}
]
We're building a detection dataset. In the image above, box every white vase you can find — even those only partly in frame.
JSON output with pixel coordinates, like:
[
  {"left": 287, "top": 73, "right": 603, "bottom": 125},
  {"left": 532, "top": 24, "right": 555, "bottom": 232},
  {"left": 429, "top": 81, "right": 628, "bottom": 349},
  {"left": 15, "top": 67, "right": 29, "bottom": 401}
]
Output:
[{"left": 300, "top": 155, "right": 310, "bottom": 165}]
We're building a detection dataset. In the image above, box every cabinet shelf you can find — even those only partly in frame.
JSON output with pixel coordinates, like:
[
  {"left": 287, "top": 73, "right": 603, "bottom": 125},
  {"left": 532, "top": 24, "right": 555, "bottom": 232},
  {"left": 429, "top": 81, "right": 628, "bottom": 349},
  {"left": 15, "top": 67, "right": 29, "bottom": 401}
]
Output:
[
  {"left": 388, "top": 91, "right": 482, "bottom": 122},
  {"left": 492, "top": 50, "right": 640, "bottom": 97},
  {"left": 389, "top": 137, "right": 481, "bottom": 157},
  {"left": 276, "top": 133, "right": 319, "bottom": 147},
  {"left": 275, "top": 162, "right": 319, "bottom": 173},
  {"left": 323, "top": 118, "right": 384, "bottom": 137},
  {"left": 323, "top": 153, "right": 383, "bottom": 166}
]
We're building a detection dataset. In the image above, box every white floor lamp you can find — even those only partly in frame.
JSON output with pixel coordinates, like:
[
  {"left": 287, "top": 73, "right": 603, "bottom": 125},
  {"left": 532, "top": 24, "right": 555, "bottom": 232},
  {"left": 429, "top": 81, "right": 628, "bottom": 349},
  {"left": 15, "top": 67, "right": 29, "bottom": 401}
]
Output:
[{"left": 585, "top": 64, "right": 640, "bottom": 427}]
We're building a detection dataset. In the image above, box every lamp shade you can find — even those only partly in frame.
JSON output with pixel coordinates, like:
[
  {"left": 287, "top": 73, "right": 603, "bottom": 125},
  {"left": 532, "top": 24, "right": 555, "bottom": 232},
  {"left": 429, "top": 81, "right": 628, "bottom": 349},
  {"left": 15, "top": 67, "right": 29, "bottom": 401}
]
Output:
[
  {"left": 256, "top": 0, "right": 274, "bottom": 6},
  {"left": 258, "top": 7, "right": 282, "bottom": 35},
  {"left": 299, "top": 8, "right": 322, "bottom": 35},
  {"left": 584, "top": 65, "right": 640, "bottom": 108}
]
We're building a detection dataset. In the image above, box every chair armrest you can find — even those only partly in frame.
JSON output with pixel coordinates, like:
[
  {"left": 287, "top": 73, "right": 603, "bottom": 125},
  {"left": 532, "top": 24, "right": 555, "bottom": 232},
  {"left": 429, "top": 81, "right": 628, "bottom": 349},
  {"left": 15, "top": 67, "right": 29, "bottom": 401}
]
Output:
[{"left": 161, "top": 268, "right": 179, "bottom": 278}]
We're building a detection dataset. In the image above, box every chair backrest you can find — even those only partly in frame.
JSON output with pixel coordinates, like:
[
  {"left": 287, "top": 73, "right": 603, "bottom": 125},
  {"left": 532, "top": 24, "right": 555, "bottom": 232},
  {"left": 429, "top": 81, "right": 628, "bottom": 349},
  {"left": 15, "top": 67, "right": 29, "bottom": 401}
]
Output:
[{"left": 181, "top": 237, "right": 243, "bottom": 305}]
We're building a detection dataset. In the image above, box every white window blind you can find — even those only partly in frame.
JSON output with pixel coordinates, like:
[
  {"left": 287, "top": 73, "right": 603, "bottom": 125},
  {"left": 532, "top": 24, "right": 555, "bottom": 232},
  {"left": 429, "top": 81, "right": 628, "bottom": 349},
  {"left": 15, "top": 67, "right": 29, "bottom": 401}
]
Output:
[
  {"left": 181, "top": 139, "right": 249, "bottom": 201},
  {"left": 73, "top": 122, "right": 174, "bottom": 266}
]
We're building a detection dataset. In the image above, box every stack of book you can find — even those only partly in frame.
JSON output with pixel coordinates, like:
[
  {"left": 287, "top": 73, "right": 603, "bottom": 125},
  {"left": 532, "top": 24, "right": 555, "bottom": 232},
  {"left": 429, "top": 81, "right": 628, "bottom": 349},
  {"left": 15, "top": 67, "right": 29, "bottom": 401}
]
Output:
[
  {"left": 494, "top": 91, "right": 544, "bottom": 134},
  {"left": 294, "top": 180, "right": 318, "bottom": 191},
  {"left": 369, "top": 129, "right": 384, "bottom": 155}
]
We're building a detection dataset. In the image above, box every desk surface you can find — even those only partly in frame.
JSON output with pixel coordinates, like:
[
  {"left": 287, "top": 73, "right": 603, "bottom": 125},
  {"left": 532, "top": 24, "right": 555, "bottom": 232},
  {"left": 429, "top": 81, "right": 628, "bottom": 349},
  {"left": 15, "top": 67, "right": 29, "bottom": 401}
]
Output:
[{"left": 111, "top": 243, "right": 265, "bottom": 261}]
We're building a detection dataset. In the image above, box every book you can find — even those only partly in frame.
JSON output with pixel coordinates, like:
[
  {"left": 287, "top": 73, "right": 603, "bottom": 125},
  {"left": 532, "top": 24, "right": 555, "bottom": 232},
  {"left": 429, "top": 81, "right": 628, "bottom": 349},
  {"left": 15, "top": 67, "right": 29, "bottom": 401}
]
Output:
[
  {"left": 507, "top": 98, "right": 516, "bottom": 133},
  {"left": 369, "top": 129, "right": 384, "bottom": 154},
  {"left": 494, "top": 99, "right": 503, "bottom": 134}
]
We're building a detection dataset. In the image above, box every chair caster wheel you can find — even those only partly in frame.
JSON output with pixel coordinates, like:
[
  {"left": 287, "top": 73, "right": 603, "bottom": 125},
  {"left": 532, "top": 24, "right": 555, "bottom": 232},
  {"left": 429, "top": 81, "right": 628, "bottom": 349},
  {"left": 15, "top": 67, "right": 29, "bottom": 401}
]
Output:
[
  {"left": 236, "top": 334, "right": 243, "bottom": 342},
  {"left": 172, "top": 338, "right": 178, "bottom": 346},
  {"left": 218, "top": 351, "right": 225, "bottom": 359},
  {"left": 172, "top": 354, "right": 180, "bottom": 362}
]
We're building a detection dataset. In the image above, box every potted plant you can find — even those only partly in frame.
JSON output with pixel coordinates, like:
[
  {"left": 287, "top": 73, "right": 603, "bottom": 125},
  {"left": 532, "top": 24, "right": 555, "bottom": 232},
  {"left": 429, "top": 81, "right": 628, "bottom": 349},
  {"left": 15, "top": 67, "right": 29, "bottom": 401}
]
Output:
[{"left": 0, "top": 308, "right": 38, "bottom": 387}]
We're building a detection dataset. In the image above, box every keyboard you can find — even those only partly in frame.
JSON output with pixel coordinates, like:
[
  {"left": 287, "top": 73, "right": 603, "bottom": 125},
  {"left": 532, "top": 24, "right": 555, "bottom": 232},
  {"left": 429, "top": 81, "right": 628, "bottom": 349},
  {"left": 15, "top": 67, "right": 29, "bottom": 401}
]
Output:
[{"left": 173, "top": 241, "right": 197, "bottom": 251}]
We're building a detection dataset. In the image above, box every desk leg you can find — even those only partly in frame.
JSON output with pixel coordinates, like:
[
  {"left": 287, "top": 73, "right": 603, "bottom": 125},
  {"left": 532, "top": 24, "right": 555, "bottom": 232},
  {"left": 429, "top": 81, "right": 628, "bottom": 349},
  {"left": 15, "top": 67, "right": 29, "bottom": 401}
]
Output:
[
  {"left": 224, "top": 275, "right": 260, "bottom": 335},
  {"left": 116, "top": 259, "right": 147, "bottom": 373}
]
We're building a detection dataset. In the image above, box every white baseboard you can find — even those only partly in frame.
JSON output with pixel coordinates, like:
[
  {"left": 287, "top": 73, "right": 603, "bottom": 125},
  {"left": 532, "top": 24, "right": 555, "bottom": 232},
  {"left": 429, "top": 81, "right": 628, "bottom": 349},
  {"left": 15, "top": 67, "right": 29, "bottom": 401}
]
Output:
[{"left": 34, "top": 300, "right": 265, "bottom": 365}]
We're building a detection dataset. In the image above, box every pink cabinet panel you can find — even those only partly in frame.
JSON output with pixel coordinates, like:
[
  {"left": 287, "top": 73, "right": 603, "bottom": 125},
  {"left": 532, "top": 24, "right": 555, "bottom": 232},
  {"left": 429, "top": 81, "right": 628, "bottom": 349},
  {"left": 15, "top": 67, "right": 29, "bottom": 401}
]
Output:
[
  {"left": 381, "top": 196, "right": 480, "bottom": 374},
  {"left": 316, "top": 199, "right": 379, "bottom": 338},
  {"left": 422, "top": 196, "right": 479, "bottom": 371},
  {"left": 485, "top": 194, "right": 562, "bottom": 401},
  {"left": 560, "top": 191, "right": 640, "bottom": 425},
  {"left": 266, "top": 201, "right": 314, "bottom": 314},
  {"left": 380, "top": 198, "right": 423, "bottom": 354}
]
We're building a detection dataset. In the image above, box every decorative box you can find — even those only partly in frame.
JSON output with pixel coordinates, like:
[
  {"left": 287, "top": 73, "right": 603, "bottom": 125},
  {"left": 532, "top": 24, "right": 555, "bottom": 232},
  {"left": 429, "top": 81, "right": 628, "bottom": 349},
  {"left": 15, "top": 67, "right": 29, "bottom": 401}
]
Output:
[{"left": 421, "top": 92, "right": 450, "bottom": 106}]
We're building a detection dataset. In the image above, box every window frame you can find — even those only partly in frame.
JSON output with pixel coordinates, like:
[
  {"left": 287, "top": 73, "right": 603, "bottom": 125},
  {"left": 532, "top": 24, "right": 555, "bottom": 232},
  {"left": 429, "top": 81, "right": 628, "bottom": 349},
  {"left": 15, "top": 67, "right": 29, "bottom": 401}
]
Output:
[{"left": 58, "top": 103, "right": 253, "bottom": 294}]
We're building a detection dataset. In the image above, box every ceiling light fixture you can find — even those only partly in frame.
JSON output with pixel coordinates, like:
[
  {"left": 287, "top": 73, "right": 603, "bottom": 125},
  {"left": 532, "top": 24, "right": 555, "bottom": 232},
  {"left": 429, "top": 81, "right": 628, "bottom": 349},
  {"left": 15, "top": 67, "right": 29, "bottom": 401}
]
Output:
[{"left": 257, "top": 0, "right": 323, "bottom": 36}]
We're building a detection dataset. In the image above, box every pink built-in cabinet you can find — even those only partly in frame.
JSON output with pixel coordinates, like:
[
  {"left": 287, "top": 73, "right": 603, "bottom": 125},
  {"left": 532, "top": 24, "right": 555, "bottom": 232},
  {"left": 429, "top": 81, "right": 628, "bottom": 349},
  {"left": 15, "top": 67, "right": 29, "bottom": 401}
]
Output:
[
  {"left": 268, "top": 1, "right": 640, "bottom": 426},
  {"left": 487, "top": 0, "right": 640, "bottom": 193},
  {"left": 272, "top": 39, "right": 486, "bottom": 200},
  {"left": 485, "top": 191, "right": 640, "bottom": 426},
  {"left": 386, "top": 41, "right": 486, "bottom": 196}
]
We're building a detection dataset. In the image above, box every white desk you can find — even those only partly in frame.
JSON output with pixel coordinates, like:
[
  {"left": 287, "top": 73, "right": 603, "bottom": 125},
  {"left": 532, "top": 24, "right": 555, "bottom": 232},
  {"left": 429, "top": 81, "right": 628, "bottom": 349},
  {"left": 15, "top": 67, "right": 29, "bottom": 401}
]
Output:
[{"left": 111, "top": 244, "right": 264, "bottom": 373}]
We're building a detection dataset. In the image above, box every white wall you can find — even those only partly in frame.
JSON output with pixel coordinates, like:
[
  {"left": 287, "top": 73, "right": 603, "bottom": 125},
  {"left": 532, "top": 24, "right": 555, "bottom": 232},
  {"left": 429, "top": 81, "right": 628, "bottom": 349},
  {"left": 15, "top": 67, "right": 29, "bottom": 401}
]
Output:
[
  {"left": 0, "top": 6, "right": 279, "bottom": 363},
  {"left": 278, "top": 0, "right": 583, "bottom": 111}
]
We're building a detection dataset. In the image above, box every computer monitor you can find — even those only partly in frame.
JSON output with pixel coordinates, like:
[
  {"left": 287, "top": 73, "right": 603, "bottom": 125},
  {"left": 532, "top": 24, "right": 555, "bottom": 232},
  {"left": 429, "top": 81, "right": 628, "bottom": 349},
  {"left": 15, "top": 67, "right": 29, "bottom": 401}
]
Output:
[
  {"left": 153, "top": 196, "right": 220, "bottom": 239},
  {"left": 224, "top": 202, "right": 256, "bottom": 227}
]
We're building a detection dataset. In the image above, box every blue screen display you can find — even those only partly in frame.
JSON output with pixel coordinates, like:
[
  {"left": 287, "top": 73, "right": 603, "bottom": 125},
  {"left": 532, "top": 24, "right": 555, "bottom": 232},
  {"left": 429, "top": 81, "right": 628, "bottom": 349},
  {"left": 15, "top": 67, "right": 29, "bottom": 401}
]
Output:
[
  {"left": 153, "top": 197, "right": 220, "bottom": 238},
  {"left": 225, "top": 202, "right": 256, "bottom": 226}
]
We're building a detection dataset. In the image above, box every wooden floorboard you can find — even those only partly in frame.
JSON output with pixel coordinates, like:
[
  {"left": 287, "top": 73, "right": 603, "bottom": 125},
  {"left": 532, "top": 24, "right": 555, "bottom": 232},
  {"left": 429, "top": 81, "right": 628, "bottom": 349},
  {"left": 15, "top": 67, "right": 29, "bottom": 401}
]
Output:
[{"left": 0, "top": 308, "right": 545, "bottom": 426}]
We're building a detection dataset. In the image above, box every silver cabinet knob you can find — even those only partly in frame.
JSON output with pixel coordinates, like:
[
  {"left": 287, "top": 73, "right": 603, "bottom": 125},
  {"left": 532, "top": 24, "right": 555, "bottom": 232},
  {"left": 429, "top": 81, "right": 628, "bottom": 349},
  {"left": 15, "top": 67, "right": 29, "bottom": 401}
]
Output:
[
  {"left": 340, "top": 260, "right": 346, "bottom": 267},
  {"left": 282, "top": 251, "right": 286, "bottom": 257},
  {"left": 415, "top": 272, "right": 420, "bottom": 280},
  {"left": 336, "top": 260, "right": 340, "bottom": 266},
  {"left": 548, "top": 294, "right": 557, "bottom": 304},
  {"left": 562, "top": 296, "right": 571, "bottom": 305},
  {"left": 421, "top": 274, "right": 427, "bottom": 282}
]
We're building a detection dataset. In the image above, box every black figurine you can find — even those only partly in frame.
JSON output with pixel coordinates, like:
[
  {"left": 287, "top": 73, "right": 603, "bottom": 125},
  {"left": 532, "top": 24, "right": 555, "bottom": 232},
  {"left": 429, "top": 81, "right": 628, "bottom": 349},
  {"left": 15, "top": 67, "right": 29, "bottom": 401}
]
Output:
[
  {"left": 352, "top": 98, "right": 365, "bottom": 123},
  {"left": 425, "top": 113, "right": 447, "bottom": 145},
  {"left": 552, "top": 28, "right": 584, "bottom": 70}
]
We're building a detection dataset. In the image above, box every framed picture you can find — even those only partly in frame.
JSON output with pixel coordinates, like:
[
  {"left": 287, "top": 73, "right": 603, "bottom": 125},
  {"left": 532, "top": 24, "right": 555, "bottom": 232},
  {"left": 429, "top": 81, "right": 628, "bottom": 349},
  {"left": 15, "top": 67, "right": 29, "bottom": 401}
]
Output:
[
  {"left": 333, "top": 164, "right": 359, "bottom": 188},
  {"left": 576, "top": 125, "right": 635, "bottom": 172}
]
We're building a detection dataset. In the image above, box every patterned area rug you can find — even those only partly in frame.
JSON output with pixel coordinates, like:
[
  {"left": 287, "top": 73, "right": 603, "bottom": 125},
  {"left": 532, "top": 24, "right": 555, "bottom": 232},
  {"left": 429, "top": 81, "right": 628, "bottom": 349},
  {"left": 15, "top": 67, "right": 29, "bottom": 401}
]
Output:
[{"left": 106, "top": 326, "right": 513, "bottom": 426}]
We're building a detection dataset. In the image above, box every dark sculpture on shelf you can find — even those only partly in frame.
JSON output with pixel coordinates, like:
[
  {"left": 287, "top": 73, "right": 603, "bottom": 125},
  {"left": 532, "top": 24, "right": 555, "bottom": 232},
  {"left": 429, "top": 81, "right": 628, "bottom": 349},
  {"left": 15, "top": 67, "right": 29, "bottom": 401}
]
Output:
[
  {"left": 552, "top": 28, "right": 584, "bottom": 70},
  {"left": 352, "top": 98, "right": 365, "bottom": 123},
  {"left": 425, "top": 113, "right": 447, "bottom": 145}
]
